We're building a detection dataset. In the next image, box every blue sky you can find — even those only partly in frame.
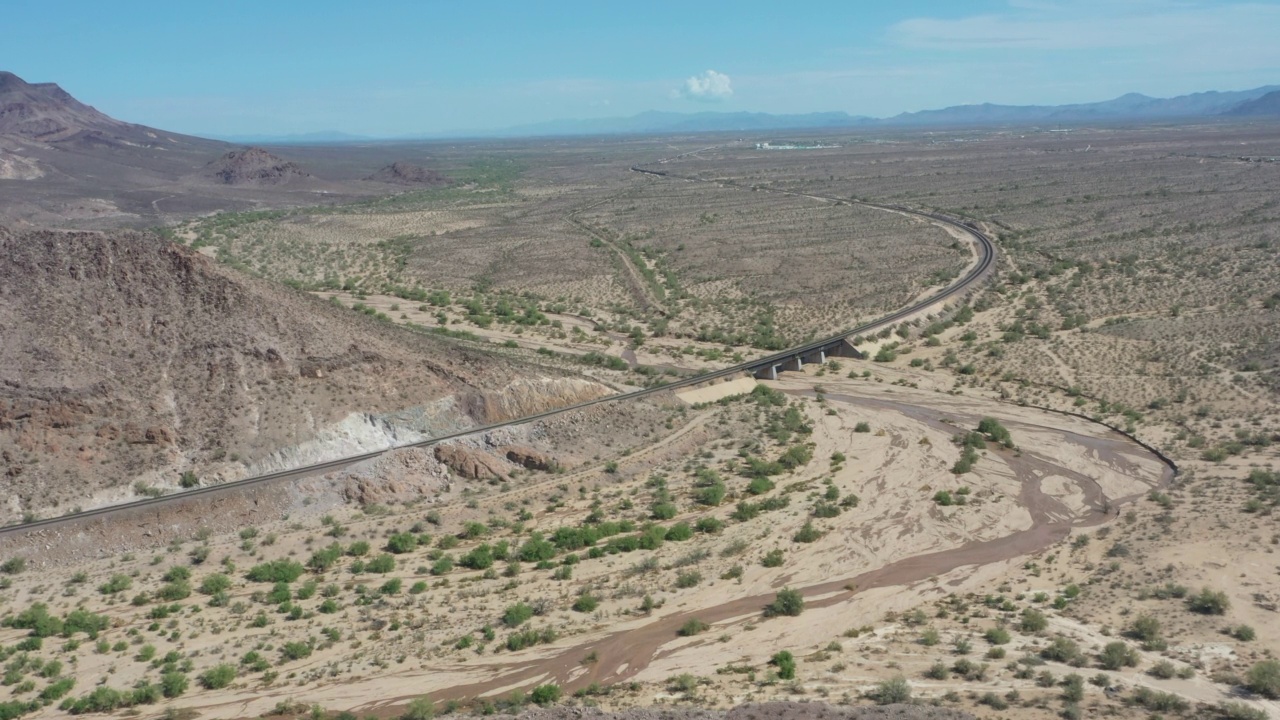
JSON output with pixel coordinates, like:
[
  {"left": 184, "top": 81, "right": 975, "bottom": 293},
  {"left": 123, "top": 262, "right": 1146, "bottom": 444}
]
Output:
[{"left": 3, "top": 0, "right": 1279, "bottom": 137}]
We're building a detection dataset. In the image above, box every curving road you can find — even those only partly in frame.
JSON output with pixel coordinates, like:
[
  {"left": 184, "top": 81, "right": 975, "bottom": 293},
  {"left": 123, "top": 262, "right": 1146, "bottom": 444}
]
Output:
[{"left": 0, "top": 154, "right": 997, "bottom": 540}]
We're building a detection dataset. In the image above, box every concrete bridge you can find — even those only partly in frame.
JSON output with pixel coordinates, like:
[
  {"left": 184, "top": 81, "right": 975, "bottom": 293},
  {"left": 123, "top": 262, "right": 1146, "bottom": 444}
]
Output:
[{"left": 751, "top": 338, "right": 864, "bottom": 380}]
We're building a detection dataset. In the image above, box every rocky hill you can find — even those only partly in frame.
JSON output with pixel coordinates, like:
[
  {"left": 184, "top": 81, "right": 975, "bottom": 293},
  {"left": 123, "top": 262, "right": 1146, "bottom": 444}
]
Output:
[
  {"left": 0, "top": 71, "right": 380, "bottom": 227},
  {"left": 0, "top": 226, "right": 608, "bottom": 524},
  {"left": 365, "top": 161, "right": 451, "bottom": 186},
  {"left": 0, "top": 70, "right": 131, "bottom": 141},
  {"left": 205, "top": 147, "right": 313, "bottom": 185}
]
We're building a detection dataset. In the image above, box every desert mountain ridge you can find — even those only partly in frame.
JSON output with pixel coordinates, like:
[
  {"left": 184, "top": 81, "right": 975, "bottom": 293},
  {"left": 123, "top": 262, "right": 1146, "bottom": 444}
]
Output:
[
  {"left": 0, "top": 225, "right": 608, "bottom": 525},
  {"left": 0, "top": 71, "right": 456, "bottom": 227}
]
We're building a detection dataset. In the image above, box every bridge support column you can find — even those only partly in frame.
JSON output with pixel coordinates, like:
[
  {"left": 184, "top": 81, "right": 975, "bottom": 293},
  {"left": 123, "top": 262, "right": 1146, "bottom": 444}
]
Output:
[
  {"left": 791, "top": 357, "right": 803, "bottom": 372},
  {"left": 817, "top": 350, "right": 826, "bottom": 364},
  {"left": 755, "top": 365, "right": 778, "bottom": 381}
]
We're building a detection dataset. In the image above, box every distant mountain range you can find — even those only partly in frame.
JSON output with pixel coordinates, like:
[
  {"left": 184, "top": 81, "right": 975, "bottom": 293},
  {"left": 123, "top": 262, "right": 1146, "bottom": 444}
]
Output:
[
  {"left": 475, "top": 86, "right": 1280, "bottom": 138},
  {"left": 169, "top": 86, "right": 1280, "bottom": 143}
]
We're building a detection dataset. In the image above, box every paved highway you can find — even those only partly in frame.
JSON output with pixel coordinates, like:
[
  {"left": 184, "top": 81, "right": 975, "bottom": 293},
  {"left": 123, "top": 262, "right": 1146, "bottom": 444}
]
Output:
[{"left": 0, "top": 155, "right": 997, "bottom": 539}]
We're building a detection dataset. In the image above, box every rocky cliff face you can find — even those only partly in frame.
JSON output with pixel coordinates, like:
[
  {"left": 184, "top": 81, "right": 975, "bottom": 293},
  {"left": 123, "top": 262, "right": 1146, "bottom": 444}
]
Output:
[{"left": 0, "top": 227, "right": 608, "bottom": 523}]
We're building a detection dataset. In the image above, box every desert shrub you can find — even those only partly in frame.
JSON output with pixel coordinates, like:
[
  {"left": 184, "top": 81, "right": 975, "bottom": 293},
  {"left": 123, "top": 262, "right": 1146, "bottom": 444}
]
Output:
[
  {"left": 1020, "top": 608, "right": 1048, "bottom": 632},
  {"left": 1247, "top": 659, "right": 1280, "bottom": 698},
  {"left": 978, "top": 692, "right": 1008, "bottom": 710},
  {"left": 1218, "top": 702, "right": 1269, "bottom": 720},
  {"left": 40, "top": 677, "right": 75, "bottom": 701},
  {"left": 771, "top": 650, "right": 796, "bottom": 680},
  {"left": 1187, "top": 587, "right": 1230, "bottom": 615},
  {"left": 678, "top": 619, "right": 709, "bottom": 636},
  {"left": 572, "top": 595, "right": 598, "bottom": 613},
  {"left": 402, "top": 696, "right": 435, "bottom": 720},
  {"left": 984, "top": 627, "right": 1010, "bottom": 645},
  {"left": 1061, "top": 673, "right": 1085, "bottom": 702},
  {"left": 1233, "top": 625, "right": 1257, "bottom": 642},
  {"left": 502, "top": 603, "right": 534, "bottom": 628},
  {"left": 460, "top": 545, "right": 494, "bottom": 570},
  {"left": 650, "top": 502, "right": 678, "bottom": 520},
  {"left": 198, "top": 664, "right": 236, "bottom": 689},
  {"left": 761, "top": 549, "right": 784, "bottom": 568},
  {"left": 675, "top": 571, "right": 702, "bottom": 589},
  {"left": 1131, "top": 687, "right": 1187, "bottom": 712},
  {"left": 1128, "top": 614, "right": 1163, "bottom": 646},
  {"left": 1041, "top": 636, "right": 1084, "bottom": 665},
  {"left": 199, "top": 573, "right": 232, "bottom": 595},
  {"left": 666, "top": 522, "right": 693, "bottom": 541},
  {"left": 1099, "top": 641, "right": 1140, "bottom": 670},
  {"left": 62, "top": 686, "right": 129, "bottom": 714},
  {"left": 530, "top": 684, "right": 561, "bottom": 706},
  {"left": 793, "top": 521, "right": 822, "bottom": 543},
  {"left": 870, "top": 676, "right": 911, "bottom": 705},
  {"left": 1149, "top": 660, "right": 1178, "bottom": 679},
  {"left": 778, "top": 444, "right": 813, "bottom": 470},
  {"left": 160, "top": 672, "right": 187, "bottom": 698},
  {"left": 977, "top": 417, "right": 1013, "bottom": 447},
  {"left": 98, "top": 574, "right": 132, "bottom": 595},
  {"left": 519, "top": 534, "right": 557, "bottom": 563},
  {"left": 346, "top": 541, "right": 370, "bottom": 556},
  {"left": 156, "top": 580, "right": 191, "bottom": 601},
  {"left": 764, "top": 588, "right": 804, "bottom": 617},
  {"left": 924, "top": 661, "right": 948, "bottom": 679},
  {"left": 430, "top": 556, "right": 453, "bottom": 575},
  {"left": 246, "top": 560, "right": 304, "bottom": 583},
  {"left": 281, "top": 641, "right": 312, "bottom": 661}
]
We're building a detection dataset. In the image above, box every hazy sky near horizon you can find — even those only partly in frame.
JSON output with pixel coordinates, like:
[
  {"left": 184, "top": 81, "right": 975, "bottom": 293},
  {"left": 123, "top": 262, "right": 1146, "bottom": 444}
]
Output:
[{"left": 4, "top": 0, "right": 1279, "bottom": 137}]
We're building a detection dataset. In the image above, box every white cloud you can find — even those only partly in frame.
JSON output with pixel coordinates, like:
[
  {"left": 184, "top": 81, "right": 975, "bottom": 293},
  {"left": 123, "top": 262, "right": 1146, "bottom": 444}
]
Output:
[{"left": 673, "top": 70, "right": 733, "bottom": 101}]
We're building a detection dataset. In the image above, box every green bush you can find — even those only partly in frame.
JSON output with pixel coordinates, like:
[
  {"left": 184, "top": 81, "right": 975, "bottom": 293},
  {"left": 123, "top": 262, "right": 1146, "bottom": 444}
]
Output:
[
  {"left": 98, "top": 574, "right": 132, "bottom": 595},
  {"left": 675, "top": 571, "right": 702, "bottom": 589},
  {"left": 160, "top": 672, "right": 188, "bottom": 698},
  {"left": 1020, "top": 608, "right": 1048, "bottom": 633},
  {"left": 502, "top": 603, "right": 534, "bottom": 628},
  {"left": 366, "top": 554, "right": 396, "bottom": 573},
  {"left": 156, "top": 580, "right": 191, "bottom": 601},
  {"left": 984, "top": 627, "right": 1010, "bottom": 645},
  {"left": 1247, "top": 659, "right": 1280, "bottom": 698},
  {"left": 678, "top": 618, "right": 709, "bottom": 636},
  {"left": 771, "top": 650, "right": 796, "bottom": 679},
  {"left": 761, "top": 549, "right": 785, "bottom": 568},
  {"left": 401, "top": 696, "right": 435, "bottom": 720},
  {"left": 198, "top": 664, "right": 236, "bottom": 690},
  {"left": 40, "top": 677, "right": 75, "bottom": 701},
  {"left": 666, "top": 522, "right": 693, "bottom": 541},
  {"left": 308, "top": 544, "right": 344, "bottom": 571},
  {"left": 572, "top": 595, "right": 599, "bottom": 613},
  {"left": 694, "top": 517, "right": 723, "bottom": 534},
  {"left": 1187, "top": 587, "right": 1230, "bottom": 615},
  {"left": 246, "top": 560, "right": 304, "bottom": 583},
  {"left": 199, "top": 573, "right": 232, "bottom": 595},
  {"left": 386, "top": 533, "right": 418, "bottom": 554},
  {"left": 280, "top": 641, "right": 312, "bottom": 661},
  {"left": 1099, "top": 640, "right": 1139, "bottom": 670},
  {"left": 793, "top": 521, "right": 823, "bottom": 543},
  {"left": 650, "top": 502, "right": 678, "bottom": 520},
  {"left": 530, "top": 684, "right": 561, "bottom": 706},
  {"left": 764, "top": 588, "right": 805, "bottom": 617},
  {"left": 870, "top": 676, "right": 911, "bottom": 704}
]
